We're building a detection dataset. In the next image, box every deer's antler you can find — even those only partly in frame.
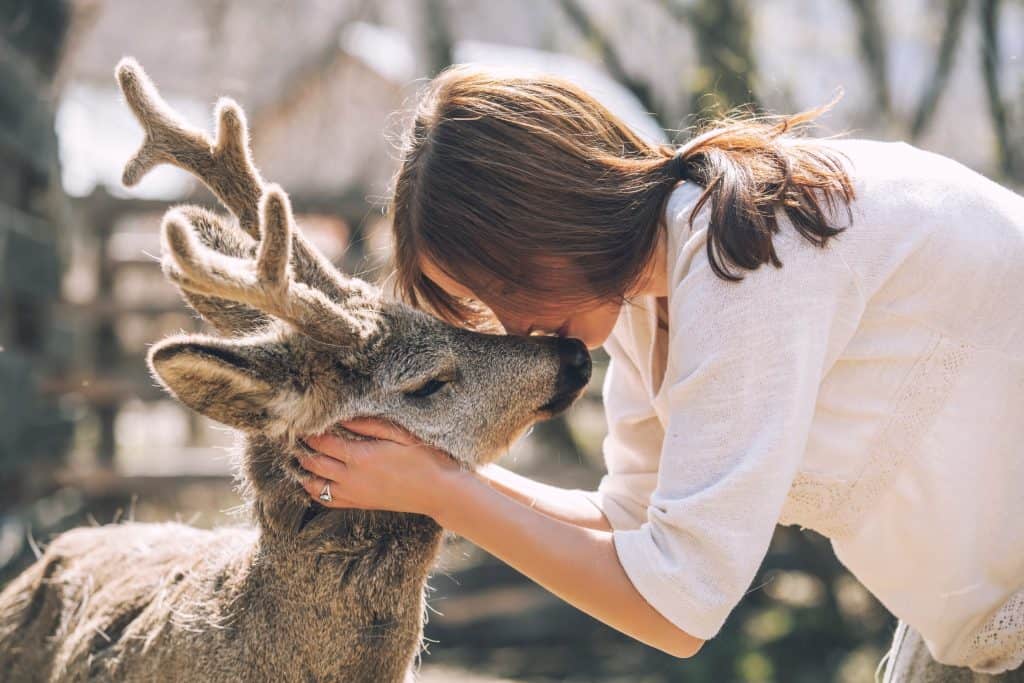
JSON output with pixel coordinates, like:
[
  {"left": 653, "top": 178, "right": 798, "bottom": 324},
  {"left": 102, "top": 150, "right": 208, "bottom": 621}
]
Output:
[
  {"left": 163, "top": 184, "right": 379, "bottom": 346},
  {"left": 115, "top": 57, "right": 366, "bottom": 308},
  {"left": 117, "top": 57, "right": 264, "bottom": 238},
  {"left": 116, "top": 55, "right": 382, "bottom": 346}
]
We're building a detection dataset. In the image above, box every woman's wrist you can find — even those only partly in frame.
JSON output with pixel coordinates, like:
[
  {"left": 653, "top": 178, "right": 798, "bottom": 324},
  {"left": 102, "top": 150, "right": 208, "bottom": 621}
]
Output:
[
  {"left": 437, "top": 463, "right": 611, "bottom": 532},
  {"left": 429, "top": 466, "right": 483, "bottom": 527}
]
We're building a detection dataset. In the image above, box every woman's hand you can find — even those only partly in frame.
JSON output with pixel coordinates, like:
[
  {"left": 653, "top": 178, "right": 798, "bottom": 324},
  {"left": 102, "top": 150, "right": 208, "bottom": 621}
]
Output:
[
  {"left": 300, "top": 419, "right": 703, "bottom": 658},
  {"left": 299, "top": 418, "right": 464, "bottom": 518}
]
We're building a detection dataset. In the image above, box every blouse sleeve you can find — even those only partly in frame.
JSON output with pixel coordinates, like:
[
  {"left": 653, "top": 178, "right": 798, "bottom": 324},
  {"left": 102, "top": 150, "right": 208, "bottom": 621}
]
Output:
[
  {"left": 581, "top": 330, "right": 665, "bottom": 531},
  {"left": 610, "top": 229, "right": 864, "bottom": 641}
]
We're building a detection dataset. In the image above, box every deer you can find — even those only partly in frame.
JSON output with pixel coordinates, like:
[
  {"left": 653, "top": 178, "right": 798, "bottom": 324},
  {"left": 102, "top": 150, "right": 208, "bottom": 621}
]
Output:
[{"left": 0, "top": 58, "right": 591, "bottom": 683}]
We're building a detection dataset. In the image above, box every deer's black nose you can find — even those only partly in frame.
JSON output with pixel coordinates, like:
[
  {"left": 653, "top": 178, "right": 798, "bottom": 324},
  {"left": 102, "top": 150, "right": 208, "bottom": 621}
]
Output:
[
  {"left": 534, "top": 336, "right": 593, "bottom": 416},
  {"left": 557, "top": 337, "right": 592, "bottom": 388}
]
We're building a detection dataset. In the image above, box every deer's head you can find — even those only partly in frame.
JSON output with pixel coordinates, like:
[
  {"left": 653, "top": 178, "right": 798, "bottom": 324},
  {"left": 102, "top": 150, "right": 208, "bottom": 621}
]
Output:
[{"left": 116, "top": 58, "right": 591, "bottom": 480}]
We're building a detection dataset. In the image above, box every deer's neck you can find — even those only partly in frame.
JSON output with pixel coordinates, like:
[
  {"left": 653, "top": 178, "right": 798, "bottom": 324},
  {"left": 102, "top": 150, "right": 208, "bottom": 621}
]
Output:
[
  {"left": 238, "top": 433, "right": 445, "bottom": 601},
  {"left": 240, "top": 433, "right": 444, "bottom": 554},
  {"left": 222, "top": 526, "right": 441, "bottom": 682},
  {"left": 222, "top": 435, "right": 445, "bottom": 681}
]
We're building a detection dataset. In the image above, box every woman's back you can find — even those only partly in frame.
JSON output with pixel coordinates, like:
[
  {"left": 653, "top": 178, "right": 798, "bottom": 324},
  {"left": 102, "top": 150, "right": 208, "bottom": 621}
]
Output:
[
  {"left": 818, "top": 138, "right": 1024, "bottom": 352},
  {"left": 774, "top": 137, "right": 1024, "bottom": 534},
  {"left": 806, "top": 138, "right": 1024, "bottom": 673},
  {"left": 603, "top": 137, "right": 1024, "bottom": 672}
]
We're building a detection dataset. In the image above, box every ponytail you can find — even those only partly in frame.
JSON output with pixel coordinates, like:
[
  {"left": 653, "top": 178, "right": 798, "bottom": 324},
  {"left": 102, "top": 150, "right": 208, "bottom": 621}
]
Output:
[{"left": 655, "top": 94, "right": 855, "bottom": 281}]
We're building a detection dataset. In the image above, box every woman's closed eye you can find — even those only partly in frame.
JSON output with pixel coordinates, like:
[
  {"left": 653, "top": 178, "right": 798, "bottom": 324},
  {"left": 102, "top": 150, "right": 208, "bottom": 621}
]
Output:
[{"left": 527, "top": 320, "right": 570, "bottom": 337}]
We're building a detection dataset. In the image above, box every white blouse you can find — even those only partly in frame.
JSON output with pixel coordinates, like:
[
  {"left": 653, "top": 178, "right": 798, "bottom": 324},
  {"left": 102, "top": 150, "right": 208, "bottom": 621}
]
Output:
[{"left": 583, "top": 138, "right": 1024, "bottom": 674}]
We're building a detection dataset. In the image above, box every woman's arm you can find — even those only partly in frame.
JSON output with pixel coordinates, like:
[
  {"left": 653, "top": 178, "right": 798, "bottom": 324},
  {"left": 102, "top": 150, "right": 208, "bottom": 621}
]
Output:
[
  {"left": 440, "top": 466, "right": 702, "bottom": 657},
  {"left": 475, "top": 463, "right": 612, "bottom": 531},
  {"left": 299, "top": 427, "right": 703, "bottom": 659}
]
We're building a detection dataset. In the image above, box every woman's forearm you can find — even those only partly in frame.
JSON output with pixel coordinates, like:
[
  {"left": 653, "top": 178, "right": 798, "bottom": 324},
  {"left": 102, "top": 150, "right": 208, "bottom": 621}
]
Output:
[
  {"left": 476, "top": 463, "right": 612, "bottom": 531},
  {"left": 433, "top": 468, "right": 704, "bottom": 659}
]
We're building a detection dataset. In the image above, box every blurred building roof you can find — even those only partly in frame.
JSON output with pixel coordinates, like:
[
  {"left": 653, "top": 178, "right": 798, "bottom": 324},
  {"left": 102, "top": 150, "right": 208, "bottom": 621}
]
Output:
[
  {"left": 54, "top": 0, "right": 670, "bottom": 202},
  {"left": 55, "top": 0, "right": 1024, "bottom": 203}
]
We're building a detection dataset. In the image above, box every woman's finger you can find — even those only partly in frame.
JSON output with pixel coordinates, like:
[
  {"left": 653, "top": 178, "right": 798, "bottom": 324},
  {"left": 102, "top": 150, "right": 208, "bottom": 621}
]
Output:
[
  {"left": 340, "top": 417, "right": 419, "bottom": 446},
  {"left": 304, "top": 433, "right": 357, "bottom": 462},
  {"left": 299, "top": 451, "right": 347, "bottom": 482},
  {"left": 302, "top": 476, "right": 355, "bottom": 509}
]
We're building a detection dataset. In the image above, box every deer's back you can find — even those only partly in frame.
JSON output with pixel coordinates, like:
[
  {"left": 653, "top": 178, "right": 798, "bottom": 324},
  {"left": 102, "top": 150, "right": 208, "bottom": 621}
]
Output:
[
  {"left": 0, "top": 521, "right": 257, "bottom": 682},
  {"left": 0, "top": 517, "right": 443, "bottom": 682}
]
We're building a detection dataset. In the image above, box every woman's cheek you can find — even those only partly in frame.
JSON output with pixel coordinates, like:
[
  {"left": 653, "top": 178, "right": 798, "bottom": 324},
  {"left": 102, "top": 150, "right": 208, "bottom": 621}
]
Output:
[{"left": 573, "top": 301, "right": 622, "bottom": 350}]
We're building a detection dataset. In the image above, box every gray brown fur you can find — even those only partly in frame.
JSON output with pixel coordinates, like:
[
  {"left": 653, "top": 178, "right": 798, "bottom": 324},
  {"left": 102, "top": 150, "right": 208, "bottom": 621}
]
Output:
[{"left": 0, "top": 58, "right": 590, "bottom": 683}]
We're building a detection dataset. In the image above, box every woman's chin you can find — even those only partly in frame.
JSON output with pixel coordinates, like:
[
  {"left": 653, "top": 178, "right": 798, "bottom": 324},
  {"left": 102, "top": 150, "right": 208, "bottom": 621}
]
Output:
[{"left": 580, "top": 326, "right": 615, "bottom": 350}]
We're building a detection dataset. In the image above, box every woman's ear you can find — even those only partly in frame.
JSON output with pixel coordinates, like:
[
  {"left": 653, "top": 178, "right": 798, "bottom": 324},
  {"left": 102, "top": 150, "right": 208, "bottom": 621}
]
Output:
[{"left": 148, "top": 334, "right": 287, "bottom": 430}]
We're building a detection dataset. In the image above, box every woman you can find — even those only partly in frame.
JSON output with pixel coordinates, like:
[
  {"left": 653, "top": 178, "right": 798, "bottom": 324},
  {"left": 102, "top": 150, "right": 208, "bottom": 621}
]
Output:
[{"left": 297, "top": 65, "right": 1024, "bottom": 679}]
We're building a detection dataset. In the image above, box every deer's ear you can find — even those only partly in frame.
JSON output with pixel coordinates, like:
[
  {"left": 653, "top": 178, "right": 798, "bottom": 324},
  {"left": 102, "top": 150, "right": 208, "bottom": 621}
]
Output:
[{"left": 148, "top": 335, "right": 286, "bottom": 430}]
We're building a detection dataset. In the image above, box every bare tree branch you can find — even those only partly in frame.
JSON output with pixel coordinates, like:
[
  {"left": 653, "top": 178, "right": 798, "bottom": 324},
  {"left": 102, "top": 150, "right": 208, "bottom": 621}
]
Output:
[
  {"left": 557, "top": 0, "right": 666, "bottom": 128},
  {"left": 660, "top": 0, "right": 759, "bottom": 122},
  {"left": 979, "top": 0, "right": 1017, "bottom": 179},
  {"left": 846, "top": 0, "right": 891, "bottom": 117},
  {"left": 424, "top": 0, "right": 454, "bottom": 76},
  {"left": 910, "top": 0, "right": 968, "bottom": 140}
]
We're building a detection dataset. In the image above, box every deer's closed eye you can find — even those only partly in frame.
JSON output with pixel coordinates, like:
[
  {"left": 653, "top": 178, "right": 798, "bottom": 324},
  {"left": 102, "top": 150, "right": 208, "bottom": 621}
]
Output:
[{"left": 405, "top": 378, "right": 448, "bottom": 399}]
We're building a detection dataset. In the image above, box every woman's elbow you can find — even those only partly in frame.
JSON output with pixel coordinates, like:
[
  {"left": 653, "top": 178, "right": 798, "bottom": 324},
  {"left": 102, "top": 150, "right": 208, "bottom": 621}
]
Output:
[{"left": 659, "top": 634, "right": 705, "bottom": 659}]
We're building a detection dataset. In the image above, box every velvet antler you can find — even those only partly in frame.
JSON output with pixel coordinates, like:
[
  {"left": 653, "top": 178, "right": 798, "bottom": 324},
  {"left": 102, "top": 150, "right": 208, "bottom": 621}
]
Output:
[{"left": 161, "top": 186, "right": 377, "bottom": 345}]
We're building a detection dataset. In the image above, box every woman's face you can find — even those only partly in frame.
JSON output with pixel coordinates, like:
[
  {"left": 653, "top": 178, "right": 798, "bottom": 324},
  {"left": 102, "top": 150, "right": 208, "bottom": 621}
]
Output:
[{"left": 419, "top": 258, "right": 622, "bottom": 350}]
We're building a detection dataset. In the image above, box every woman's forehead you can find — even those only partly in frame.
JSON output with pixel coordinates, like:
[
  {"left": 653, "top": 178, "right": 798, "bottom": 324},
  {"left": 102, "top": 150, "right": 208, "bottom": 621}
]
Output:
[
  {"left": 416, "top": 253, "right": 599, "bottom": 328},
  {"left": 419, "top": 257, "right": 478, "bottom": 300},
  {"left": 418, "top": 256, "right": 554, "bottom": 323}
]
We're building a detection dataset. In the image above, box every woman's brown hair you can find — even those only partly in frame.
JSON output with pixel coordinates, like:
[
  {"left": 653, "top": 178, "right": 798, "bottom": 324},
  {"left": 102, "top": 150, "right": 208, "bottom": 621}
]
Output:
[{"left": 389, "top": 65, "right": 855, "bottom": 329}]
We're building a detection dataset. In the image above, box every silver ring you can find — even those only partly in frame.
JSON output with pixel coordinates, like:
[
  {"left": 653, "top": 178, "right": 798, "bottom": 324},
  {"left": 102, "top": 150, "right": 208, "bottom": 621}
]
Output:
[{"left": 318, "top": 482, "right": 333, "bottom": 503}]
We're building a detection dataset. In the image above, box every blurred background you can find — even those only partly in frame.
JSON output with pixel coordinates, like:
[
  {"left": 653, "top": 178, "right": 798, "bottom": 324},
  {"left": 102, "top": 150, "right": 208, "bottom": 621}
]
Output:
[{"left": 1, "top": 0, "right": 1022, "bottom": 681}]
